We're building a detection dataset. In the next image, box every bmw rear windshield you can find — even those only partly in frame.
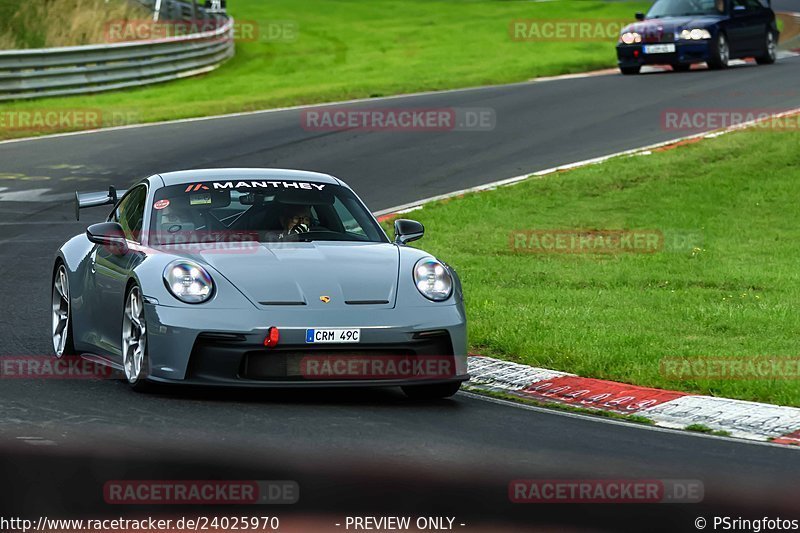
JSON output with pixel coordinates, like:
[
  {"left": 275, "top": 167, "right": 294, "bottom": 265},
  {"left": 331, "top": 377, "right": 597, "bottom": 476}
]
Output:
[{"left": 149, "top": 179, "right": 389, "bottom": 245}]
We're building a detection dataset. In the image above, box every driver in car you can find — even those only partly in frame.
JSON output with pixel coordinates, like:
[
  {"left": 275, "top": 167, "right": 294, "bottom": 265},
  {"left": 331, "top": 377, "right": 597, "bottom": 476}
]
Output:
[
  {"left": 278, "top": 204, "right": 312, "bottom": 239},
  {"left": 160, "top": 202, "right": 200, "bottom": 231}
]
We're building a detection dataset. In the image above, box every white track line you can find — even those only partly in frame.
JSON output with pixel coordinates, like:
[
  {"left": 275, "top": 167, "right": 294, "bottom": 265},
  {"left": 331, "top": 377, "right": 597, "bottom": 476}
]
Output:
[
  {"left": 465, "top": 356, "right": 800, "bottom": 444},
  {"left": 0, "top": 79, "right": 559, "bottom": 147},
  {"left": 3, "top": 52, "right": 796, "bottom": 148},
  {"left": 459, "top": 391, "right": 796, "bottom": 450}
]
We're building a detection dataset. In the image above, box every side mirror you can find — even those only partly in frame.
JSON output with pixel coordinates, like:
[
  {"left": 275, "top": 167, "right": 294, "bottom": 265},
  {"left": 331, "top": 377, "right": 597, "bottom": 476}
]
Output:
[
  {"left": 732, "top": 5, "right": 746, "bottom": 15},
  {"left": 87, "top": 222, "right": 129, "bottom": 255},
  {"left": 635, "top": 12, "right": 646, "bottom": 21},
  {"left": 394, "top": 219, "right": 424, "bottom": 245}
]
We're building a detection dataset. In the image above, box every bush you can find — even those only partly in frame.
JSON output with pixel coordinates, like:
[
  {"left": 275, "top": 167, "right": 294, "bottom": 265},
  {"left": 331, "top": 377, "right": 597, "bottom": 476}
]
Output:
[{"left": 0, "top": 0, "right": 148, "bottom": 49}]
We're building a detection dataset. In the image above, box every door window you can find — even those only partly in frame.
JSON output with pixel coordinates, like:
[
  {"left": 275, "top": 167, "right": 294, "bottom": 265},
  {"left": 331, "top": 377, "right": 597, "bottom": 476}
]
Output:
[{"left": 113, "top": 186, "right": 147, "bottom": 242}]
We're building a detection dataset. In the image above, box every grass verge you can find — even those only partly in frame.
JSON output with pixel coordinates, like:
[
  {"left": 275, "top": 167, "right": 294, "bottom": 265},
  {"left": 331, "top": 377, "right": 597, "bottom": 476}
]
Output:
[
  {"left": 383, "top": 127, "right": 800, "bottom": 407},
  {"left": 0, "top": 0, "right": 649, "bottom": 140},
  {"left": 684, "top": 424, "right": 732, "bottom": 437}
]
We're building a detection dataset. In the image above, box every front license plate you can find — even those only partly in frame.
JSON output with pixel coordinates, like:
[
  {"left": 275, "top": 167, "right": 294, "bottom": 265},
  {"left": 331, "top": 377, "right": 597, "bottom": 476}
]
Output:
[
  {"left": 643, "top": 44, "right": 675, "bottom": 54},
  {"left": 305, "top": 328, "right": 361, "bottom": 343}
]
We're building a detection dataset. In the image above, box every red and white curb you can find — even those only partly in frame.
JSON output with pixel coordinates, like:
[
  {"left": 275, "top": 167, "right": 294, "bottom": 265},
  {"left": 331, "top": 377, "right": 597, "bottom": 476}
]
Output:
[{"left": 465, "top": 355, "right": 800, "bottom": 445}]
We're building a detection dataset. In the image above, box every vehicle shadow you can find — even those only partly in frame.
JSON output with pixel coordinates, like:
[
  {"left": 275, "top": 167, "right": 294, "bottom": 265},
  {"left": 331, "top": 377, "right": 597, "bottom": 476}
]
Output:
[
  {"left": 634, "top": 61, "right": 761, "bottom": 74},
  {"left": 126, "top": 379, "right": 466, "bottom": 408}
]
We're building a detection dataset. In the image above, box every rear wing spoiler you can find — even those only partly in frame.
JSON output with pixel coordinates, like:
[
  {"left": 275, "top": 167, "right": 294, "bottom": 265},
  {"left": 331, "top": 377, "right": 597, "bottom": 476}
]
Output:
[{"left": 74, "top": 186, "right": 126, "bottom": 221}]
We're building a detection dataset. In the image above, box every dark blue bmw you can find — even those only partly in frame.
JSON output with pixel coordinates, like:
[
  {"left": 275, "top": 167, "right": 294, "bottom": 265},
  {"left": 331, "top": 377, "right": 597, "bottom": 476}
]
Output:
[{"left": 616, "top": 0, "right": 779, "bottom": 74}]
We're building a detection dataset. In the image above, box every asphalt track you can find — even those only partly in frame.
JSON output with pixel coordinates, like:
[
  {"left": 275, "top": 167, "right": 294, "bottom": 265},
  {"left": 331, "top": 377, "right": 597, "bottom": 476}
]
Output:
[{"left": 0, "top": 53, "right": 799, "bottom": 529}]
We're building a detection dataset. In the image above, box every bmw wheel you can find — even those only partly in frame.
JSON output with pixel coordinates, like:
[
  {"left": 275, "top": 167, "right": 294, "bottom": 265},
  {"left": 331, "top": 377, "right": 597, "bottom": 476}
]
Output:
[
  {"left": 707, "top": 33, "right": 730, "bottom": 69},
  {"left": 756, "top": 31, "right": 777, "bottom": 65},
  {"left": 122, "top": 284, "right": 150, "bottom": 391},
  {"left": 51, "top": 264, "right": 75, "bottom": 358}
]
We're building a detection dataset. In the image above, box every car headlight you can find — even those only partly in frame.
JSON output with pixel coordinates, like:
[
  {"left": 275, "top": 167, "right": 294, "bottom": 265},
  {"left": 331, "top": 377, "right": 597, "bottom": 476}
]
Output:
[
  {"left": 163, "top": 260, "right": 214, "bottom": 303},
  {"left": 679, "top": 28, "right": 711, "bottom": 40},
  {"left": 414, "top": 258, "right": 453, "bottom": 302},
  {"left": 620, "top": 32, "right": 642, "bottom": 44}
]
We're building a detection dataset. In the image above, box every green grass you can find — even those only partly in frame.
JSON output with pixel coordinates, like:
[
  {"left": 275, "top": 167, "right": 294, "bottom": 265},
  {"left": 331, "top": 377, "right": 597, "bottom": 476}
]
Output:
[
  {"left": 383, "top": 127, "right": 800, "bottom": 407},
  {"left": 0, "top": 0, "right": 147, "bottom": 49},
  {"left": 684, "top": 424, "right": 731, "bottom": 437},
  {"left": 0, "top": 0, "right": 20, "bottom": 47},
  {"left": 0, "top": 0, "right": 649, "bottom": 139},
  {"left": 0, "top": 0, "right": 19, "bottom": 31}
]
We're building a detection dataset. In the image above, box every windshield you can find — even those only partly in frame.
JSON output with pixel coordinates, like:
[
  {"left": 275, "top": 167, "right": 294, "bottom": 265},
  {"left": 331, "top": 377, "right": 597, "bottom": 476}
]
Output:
[
  {"left": 647, "top": 0, "right": 723, "bottom": 17},
  {"left": 148, "top": 179, "right": 389, "bottom": 245}
]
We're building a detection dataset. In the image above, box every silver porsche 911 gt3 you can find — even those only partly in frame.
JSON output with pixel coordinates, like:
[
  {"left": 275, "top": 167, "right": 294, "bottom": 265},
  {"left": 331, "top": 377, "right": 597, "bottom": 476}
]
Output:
[{"left": 52, "top": 169, "right": 468, "bottom": 398}]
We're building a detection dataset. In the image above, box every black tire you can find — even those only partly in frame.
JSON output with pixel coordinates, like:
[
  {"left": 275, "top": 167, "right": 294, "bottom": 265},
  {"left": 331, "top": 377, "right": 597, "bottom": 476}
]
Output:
[
  {"left": 402, "top": 381, "right": 462, "bottom": 400},
  {"left": 122, "top": 284, "right": 151, "bottom": 392},
  {"left": 755, "top": 31, "right": 777, "bottom": 65},
  {"left": 52, "top": 263, "right": 76, "bottom": 358},
  {"left": 619, "top": 66, "right": 641, "bottom": 75},
  {"left": 671, "top": 63, "right": 691, "bottom": 72},
  {"left": 707, "top": 33, "right": 730, "bottom": 70}
]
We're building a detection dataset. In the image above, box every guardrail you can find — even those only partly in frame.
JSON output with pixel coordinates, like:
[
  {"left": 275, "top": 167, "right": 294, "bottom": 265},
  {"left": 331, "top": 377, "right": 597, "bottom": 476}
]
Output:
[{"left": 0, "top": 0, "right": 234, "bottom": 101}]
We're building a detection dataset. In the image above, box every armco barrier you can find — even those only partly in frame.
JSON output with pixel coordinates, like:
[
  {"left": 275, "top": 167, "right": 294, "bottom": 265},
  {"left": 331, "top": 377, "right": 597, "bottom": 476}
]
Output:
[{"left": 0, "top": 0, "right": 234, "bottom": 101}]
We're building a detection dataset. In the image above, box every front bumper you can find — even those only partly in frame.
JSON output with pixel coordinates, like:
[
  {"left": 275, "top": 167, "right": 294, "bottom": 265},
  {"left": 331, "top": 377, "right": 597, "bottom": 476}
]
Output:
[
  {"left": 144, "top": 303, "right": 468, "bottom": 387},
  {"left": 617, "top": 41, "right": 711, "bottom": 66}
]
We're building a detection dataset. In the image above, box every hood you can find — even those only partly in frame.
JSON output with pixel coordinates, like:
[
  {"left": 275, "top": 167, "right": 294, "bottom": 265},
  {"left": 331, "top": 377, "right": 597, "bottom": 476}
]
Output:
[
  {"left": 189, "top": 241, "right": 400, "bottom": 309},
  {"left": 623, "top": 15, "right": 722, "bottom": 35}
]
